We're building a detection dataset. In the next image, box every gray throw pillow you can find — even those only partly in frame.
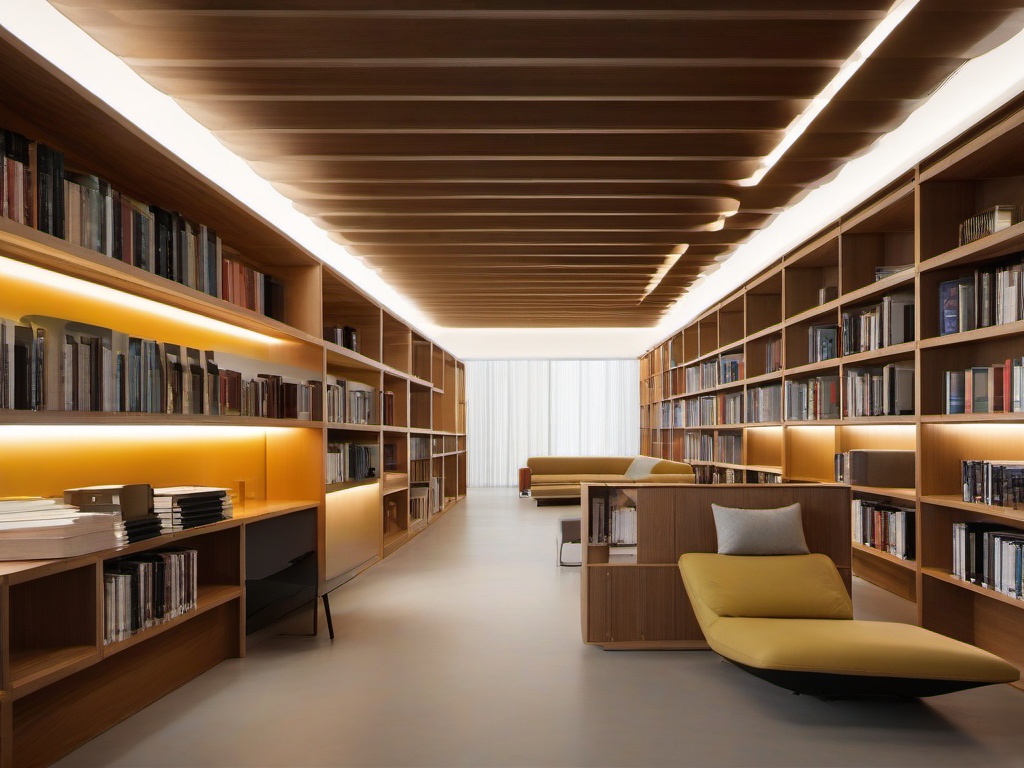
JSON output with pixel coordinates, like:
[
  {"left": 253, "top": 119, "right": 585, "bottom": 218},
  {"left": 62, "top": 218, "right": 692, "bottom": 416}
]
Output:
[{"left": 711, "top": 502, "right": 810, "bottom": 555}]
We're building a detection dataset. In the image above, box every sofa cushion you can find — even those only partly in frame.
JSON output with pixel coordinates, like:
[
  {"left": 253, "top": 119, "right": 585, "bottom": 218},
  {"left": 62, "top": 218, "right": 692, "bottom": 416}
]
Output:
[
  {"left": 527, "top": 456, "right": 633, "bottom": 475},
  {"left": 531, "top": 474, "right": 627, "bottom": 485},
  {"left": 712, "top": 502, "right": 810, "bottom": 556},
  {"left": 681, "top": 553, "right": 851, "bottom": 621},
  {"left": 631, "top": 473, "right": 695, "bottom": 484}
]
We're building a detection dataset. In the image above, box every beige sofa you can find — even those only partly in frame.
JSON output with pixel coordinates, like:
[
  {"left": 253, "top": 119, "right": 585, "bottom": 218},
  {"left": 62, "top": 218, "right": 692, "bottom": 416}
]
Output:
[{"left": 525, "top": 456, "right": 695, "bottom": 503}]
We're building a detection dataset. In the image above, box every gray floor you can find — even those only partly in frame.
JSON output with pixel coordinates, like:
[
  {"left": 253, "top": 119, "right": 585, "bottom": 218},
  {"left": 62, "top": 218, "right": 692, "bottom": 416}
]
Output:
[{"left": 56, "top": 488, "right": 1024, "bottom": 768}]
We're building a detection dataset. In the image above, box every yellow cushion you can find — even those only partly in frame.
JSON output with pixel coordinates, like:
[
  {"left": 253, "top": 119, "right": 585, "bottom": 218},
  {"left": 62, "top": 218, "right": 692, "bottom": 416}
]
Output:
[
  {"left": 707, "top": 617, "right": 1020, "bottom": 683},
  {"left": 631, "top": 473, "right": 696, "bottom": 484},
  {"left": 531, "top": 474, "right": 627, "bottom": 485},
  {"left": 680, "top": 553, "right": 852, "bottom": 621}
]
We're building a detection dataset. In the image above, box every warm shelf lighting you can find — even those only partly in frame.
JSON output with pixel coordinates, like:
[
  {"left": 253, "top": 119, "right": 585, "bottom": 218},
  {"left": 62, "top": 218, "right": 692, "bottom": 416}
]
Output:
[
  {"left": 0, "top": 254, "right": 283, "bottom": 344},
  {"left": 0, "top": 0, "right": 433, "bottom": 333},
  {"left": 738, "top": 0, "right": 921, "bottom": 187},
  {"left": 0, "top": 424, "right": 284, "bottom": 442}
]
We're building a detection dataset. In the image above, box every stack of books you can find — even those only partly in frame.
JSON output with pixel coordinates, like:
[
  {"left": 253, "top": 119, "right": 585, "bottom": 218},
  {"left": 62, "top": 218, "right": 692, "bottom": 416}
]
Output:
[
  {"left": 0, "top": 497, "right": 124, "bottom": 559},
  {"left": 65, "top": 484, "right": 161, "bottom": 543},
  {"left": 152, "top": 487, "right": 233, "bottom": 532}
]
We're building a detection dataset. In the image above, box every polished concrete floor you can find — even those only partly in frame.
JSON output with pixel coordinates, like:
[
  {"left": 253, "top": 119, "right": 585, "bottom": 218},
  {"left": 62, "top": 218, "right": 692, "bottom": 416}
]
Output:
[{"left": 57, "top": 488, "right": 1024, "bottom": 768}]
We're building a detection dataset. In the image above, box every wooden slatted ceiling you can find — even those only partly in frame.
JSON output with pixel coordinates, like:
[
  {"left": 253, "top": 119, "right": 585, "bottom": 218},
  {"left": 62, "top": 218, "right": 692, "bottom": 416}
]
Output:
[{"left": 49, "top": 0, "right": 1024, "bottom": 327}]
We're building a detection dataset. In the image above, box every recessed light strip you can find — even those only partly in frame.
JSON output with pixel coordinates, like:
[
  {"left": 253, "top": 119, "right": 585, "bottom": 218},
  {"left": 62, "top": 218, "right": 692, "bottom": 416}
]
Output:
[{"left": 739, "top": 0, "right": 920, "bottom": 187}]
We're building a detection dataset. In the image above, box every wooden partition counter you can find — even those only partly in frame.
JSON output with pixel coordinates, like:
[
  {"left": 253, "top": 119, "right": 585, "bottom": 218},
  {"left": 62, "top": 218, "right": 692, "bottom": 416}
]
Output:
[{"left": 580, "top": 483, "right": 851, "bottom": 649}]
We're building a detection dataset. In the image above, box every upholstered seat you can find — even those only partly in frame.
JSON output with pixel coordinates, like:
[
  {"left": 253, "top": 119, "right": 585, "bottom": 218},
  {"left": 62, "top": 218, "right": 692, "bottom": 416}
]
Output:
[{"left": 679, "top": 553, "right": 1020, "bottom": 697}]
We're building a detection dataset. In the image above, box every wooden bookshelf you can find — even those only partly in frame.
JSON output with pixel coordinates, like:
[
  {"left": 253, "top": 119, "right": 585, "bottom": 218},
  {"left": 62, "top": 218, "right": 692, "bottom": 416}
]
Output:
[
  {"left": 640, "top": 99, "right": 1024, "bottom": 688},
  {"left": 0, "top": 35, "right": 468, "bottom": 767}
]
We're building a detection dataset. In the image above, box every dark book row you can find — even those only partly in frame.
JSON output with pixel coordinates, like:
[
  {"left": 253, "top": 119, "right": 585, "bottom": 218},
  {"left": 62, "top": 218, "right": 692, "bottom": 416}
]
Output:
[
  {"left": 962, "top": 460, "right": 1024, "bottom": 509},
  {"left": 952, "top": 522, "right": 1024, "bottom": 600},
  {"left": 0, "top": 314, "right": 319, "bottom": 419},
  {"left": 326, "top": 442, "right": 379, "bottom": 484},
  {"left": 103, "top": 548, "right": 198, "bottom": 644},
  {"left": 1, "top": 127, "right": 284, "bottom": 321}
]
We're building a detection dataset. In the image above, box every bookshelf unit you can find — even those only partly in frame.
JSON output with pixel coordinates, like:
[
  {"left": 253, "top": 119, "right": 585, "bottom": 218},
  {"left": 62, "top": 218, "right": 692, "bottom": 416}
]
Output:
[
  {"left": 0, "top": 34, "right": 467, "bottom": 766},
  {"left": 640, "top": 98, "right": 1024, "bottom": 688}
]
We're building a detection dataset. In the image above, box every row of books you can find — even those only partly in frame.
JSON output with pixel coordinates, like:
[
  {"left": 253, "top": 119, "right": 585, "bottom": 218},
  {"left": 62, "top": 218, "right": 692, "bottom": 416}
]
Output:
[
  {"left": 693, "top": 465, "right": 738, "bottom": 484},
  {"left": 410, "top": 437, "right": 431, "bottom": 460},
  {"left": 784, "top": 376, "right": 840, "bottom": 421},
  {"left": 0, "top": 315, "right": 317, "bottom": 418},
  {"left": 762, "top": 336, "right": 783, "bottom": 374},
  {"left": 942, "top": 359, "right": 1024, "bottom": 414},
  {"left": 684, "top": 392, "right": 744, "bottom": 427},
  {"left": 103, "top": 548, "right": 198, "bottom": 644},
  {"left": 410, "top": 460, "right": 431, "bottom": 483},
  {"left": 325, "top": 325, "right": 359, "bottom": 354},
  {"left": 692, "top": 466, "right": 783, "bottom": 484},
  {"left": 939, "top": 258, "right": 1024, "bottom": 335},
  {"left": 326, "top": 442, "right": 379, "bottom": 484},
  {"left": 840, "top": 291, "right": 914, "bottom": 354},
  {"left": 852, "top": 499, "right": 915, "bottom": 560},
  {"left": 717, "top": 434, "right": 742, "bottom": 464},
  {"left": 962, "top": 460, "right": 1024, "bottom": 509},
  {"left": 746, "top": 383, "right": 782, "bottom": 423},
  {"left": 684, "top": 431, "right": 713, "bottom": 462},
  {"left": 684, "top": 353, "right": 744, "bottom": 392},
  {"left": 1, "top": 128, "right": 285, "bottom": 320},
  {"left": 325, "top": 379, "right": 378, "bottom": 425},
  {"left": 588, "top": 491, "right": 638, "bottom": 546},
  {"left": 958, "top": 205, "right": 1015, "bottom": 247},
  {"left": 952, "top": 522, "right": 1024, "bottom": 599},
  {"left": 807, "top": 324, "right": 838, "bottom": 363},
  {"left": 843, "top": 362, "right": 914, "bottom": 417}
]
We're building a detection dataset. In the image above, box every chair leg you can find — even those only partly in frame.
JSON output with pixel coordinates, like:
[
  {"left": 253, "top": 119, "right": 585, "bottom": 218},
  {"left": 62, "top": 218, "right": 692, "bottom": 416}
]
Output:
[{"left": 321, "top": 593, "right": 335, "bottom": 640}]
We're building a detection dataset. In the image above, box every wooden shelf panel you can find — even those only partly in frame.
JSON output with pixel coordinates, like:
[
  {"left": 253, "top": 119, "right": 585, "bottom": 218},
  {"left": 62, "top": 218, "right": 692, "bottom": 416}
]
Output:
[
  {"left": 838, "top": 269, "right": 916, "bottom": 307},
  {"left": 9, "top": 645, "right": 99, "bottom": 699},
  {"left": 101, "top": 584, "right": 242, "bottom": 661},
  {"left": 850, "top": 485, "right": 917, "bottom": 502},
  {"left": 922, "top": 567, "right": 1024, "bottom": 610},
  {"left": 919, "top": 219, "right": 1024, "bottom": 273},
  {"left": 919, "top": 318, "right": 1024, "bottom": 349},
  {"left": 326, "top": 479, "right": 379, "bottom": 493},
  {"left": 920, "top": 412, "right": 1024, "bottom": 424},
  {"left": 920, "top": 495, "right": 1024, "bottom": 524},
  {"left": 325, "top": 422, "right": 381, "bottom": 433},
  {"left": 838, "top": 341, "right": 915, "bottom": 367},
  {"left": 852, "top": 542, "right": 916, "bottom": 571}
]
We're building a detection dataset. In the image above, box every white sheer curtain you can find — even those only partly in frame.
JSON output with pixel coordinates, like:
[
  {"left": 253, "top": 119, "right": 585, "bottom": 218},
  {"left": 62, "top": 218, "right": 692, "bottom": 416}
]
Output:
[{"left": 466, "top": 359, "right": 640, "bottom": 487}]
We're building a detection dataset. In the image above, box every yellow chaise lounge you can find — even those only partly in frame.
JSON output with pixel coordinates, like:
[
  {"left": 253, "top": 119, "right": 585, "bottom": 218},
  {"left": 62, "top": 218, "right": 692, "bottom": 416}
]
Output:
[{"left": 679, "top": 553, "right": 1020, "bottom": 697}]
